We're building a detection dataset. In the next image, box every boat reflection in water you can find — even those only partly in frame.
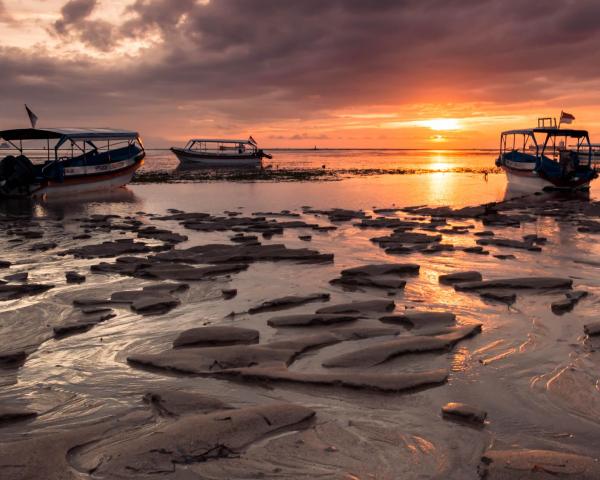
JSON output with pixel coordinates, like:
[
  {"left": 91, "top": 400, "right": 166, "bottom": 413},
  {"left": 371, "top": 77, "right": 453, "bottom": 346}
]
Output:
[
  {"left": 502, "top": 180, "right": 591, "bottom": 203},
  {"left": 0, "top": 187, "right": 140, "bottom": 219},
  {"left": 38, "top": 188, "right": 141, "bottom": 218}
]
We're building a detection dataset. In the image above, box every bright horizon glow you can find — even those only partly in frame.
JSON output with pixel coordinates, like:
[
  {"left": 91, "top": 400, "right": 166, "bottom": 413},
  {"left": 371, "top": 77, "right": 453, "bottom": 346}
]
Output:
[{"left": 415, "top": 118, "right": 462, "bottom": 131}]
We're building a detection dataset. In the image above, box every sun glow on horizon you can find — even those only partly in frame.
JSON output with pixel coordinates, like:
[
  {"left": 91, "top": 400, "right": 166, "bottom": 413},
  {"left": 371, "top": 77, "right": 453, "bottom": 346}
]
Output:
[{"left": 416, "top": 118, "right": 462, "bottom": 131}]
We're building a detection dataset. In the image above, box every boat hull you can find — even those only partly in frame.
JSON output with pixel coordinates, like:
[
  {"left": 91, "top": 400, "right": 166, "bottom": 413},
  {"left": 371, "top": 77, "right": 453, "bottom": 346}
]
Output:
[
  {"left": 33, "top": 158, "right": 143, "bottom": 197},
  {"left": 502, "top": 166, "right": 591, "bottom": 191},
  {"left": 0, "top": 153, "right": 144, "bottom": 198},
  {"left": 171, "top": 148, "right": 262, "bottom": 167}
]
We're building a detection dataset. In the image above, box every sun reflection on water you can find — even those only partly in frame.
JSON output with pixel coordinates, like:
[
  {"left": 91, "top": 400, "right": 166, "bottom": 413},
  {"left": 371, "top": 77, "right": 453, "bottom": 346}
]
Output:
[{"left": 428, "top": 153, "right": 454, "bottom": 171}]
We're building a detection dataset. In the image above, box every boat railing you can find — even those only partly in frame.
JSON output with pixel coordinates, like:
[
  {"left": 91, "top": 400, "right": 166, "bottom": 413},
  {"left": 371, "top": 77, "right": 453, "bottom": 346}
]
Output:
[
  {"left": 538, "top": 117, "right": 557, "bottom": 128},
  {"left": 184, "top": 140, "right": 258, "bottom": 154}
]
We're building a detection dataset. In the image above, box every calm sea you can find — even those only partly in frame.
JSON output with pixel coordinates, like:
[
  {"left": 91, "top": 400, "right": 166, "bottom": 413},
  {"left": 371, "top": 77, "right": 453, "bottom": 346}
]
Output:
[{"left": 140, "top": 148, "right": 497, "bottom": 173}]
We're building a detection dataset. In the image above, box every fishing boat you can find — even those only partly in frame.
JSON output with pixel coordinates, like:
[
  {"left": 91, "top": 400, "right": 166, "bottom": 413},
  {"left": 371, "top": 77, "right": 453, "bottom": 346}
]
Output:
[
  {"left": 171, "top": 137, "right": 272, "bottom": 167},
  {"left": 0, "top": 128, "right": 145, "bottom": 198},
  {"left": 496, "top": 116, "right": 598, "bottom": 190}
]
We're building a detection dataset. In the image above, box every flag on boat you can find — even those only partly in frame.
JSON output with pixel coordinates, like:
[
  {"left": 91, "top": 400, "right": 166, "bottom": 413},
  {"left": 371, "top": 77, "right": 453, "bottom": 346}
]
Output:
[
  {"left": 248, "top": 136, "right": 257, "bottom": 146},
  {"left": 25, "top": 104, "right": 38, "bottom": 128},
  {"left": 560, "top": 111, "right": 575, "bottom": 124}
]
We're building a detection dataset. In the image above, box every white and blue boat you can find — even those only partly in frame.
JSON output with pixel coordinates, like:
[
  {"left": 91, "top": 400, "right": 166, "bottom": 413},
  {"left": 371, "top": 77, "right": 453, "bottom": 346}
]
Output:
[
  {"left": 496, "top": 117, "right": 598, "bottom": 191},
  {"left": 171, "top": 138, "right": 272, "bottom": 167},
  {"left": 0, "top": 128, "right": 145, "bottom": 198}
]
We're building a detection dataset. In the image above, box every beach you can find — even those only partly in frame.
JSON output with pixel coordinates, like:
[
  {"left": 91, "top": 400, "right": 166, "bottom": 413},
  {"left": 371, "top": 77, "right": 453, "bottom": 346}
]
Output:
[
  {"left": 1, "top": 154, "right": 600, "bottom": 479},
  {"left": 5, "top": 0, "right": 600, "bottom": 477}
]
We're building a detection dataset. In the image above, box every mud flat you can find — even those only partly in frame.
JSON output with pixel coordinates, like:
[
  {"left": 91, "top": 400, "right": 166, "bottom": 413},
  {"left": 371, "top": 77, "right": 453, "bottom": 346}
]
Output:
[{"left": 2, "top": 180, "right": 600, "bottom": 478}]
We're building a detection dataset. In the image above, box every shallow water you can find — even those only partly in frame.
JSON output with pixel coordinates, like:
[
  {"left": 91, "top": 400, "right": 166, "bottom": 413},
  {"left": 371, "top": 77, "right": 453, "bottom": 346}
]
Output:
[
  {"left": 140, "top": 148, "right": 498, "bottom": 173},
  {"left": 1, "top": 171, "right": 600, "bottom": 479}
]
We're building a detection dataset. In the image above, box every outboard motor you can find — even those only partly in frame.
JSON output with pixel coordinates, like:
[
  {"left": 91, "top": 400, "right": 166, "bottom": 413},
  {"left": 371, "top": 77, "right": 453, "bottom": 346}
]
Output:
[
  {"left": 258, "top": 149, "right": 273, "bottom": 160},
  {"left": 0, "top": 155, "right": 36, "bottom": 197}
]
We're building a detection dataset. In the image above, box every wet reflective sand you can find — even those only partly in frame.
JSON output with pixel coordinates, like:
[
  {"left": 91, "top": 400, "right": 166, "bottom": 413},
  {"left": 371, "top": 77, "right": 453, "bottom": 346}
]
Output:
[{"left": 1, "top": 172, "right": 600, "bottom": 479}]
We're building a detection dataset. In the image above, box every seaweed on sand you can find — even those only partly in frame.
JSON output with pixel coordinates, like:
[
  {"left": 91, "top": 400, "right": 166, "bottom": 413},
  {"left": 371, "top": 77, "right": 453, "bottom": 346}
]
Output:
[{"left": 132, "top": 167, "right": 501, "bottom": 183}]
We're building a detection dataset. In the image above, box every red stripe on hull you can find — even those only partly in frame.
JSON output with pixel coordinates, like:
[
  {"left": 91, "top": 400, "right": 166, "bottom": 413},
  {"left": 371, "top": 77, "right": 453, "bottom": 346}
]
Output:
[{"left": 43, "top": 159, "right": 143, "bottom": 189}]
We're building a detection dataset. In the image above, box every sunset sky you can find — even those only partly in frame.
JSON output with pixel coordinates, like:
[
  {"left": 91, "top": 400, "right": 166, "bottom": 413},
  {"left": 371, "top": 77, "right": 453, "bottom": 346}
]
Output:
[{"left": 1, "top": 0, "right": 600, "bottom": 148}]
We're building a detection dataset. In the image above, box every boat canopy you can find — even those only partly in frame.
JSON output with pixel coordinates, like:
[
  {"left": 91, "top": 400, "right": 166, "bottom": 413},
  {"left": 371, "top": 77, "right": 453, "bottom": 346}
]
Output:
[
  {"left": 501, "top": 128, "right": 589, "bottom": 137},
  {"left": 0, "top": 128, "right": 140, "bottom": 143},
  {"left": 0, "top": 128, "right": 143, "bottom": 157},
  {"left": 188, "top": 139, "right": 253, "bottom": 144}
]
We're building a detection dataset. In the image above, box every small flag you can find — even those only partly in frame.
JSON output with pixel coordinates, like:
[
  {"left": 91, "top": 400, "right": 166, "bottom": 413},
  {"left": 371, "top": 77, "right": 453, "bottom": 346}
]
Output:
[
  {"left": 560, "top": 111, "right": 575, "bottom": 124},
  {"left": 25, "top": 104, "right": 38, "bottom": 128},
  {"left": 248, "top": 136, "right": 257, "bottom": 145}
]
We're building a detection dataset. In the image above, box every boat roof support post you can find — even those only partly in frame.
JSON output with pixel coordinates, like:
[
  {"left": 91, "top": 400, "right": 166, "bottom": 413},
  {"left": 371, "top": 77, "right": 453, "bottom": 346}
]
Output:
[
  {"left": 55, "top": 136, "right": 68, "bottom": 150},
  {"left": 4, "top": 139, "right": 21, "bottom": 152},
  {"left": 585, "top": 134, "right": 592, "bottom": 164},
  {"left": 541, "top": 133, "right": 550, "bottom": 158},
  {"left": 71, "top": 139, "right": 85, "bottom": 154},
  {"left": 532, "top": 132, "right": 538, "bottom": 154}
]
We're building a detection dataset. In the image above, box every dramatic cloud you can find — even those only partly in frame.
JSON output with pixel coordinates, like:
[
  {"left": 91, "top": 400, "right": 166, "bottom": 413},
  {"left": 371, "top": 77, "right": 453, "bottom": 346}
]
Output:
[
  {"left": 3, "top": 0, "right": 600, "bottom": 146},
  {"left": 54, "top": 0, "right": 97, "bottom": 33},
  {"left": 52, "top": 0, "right": 117, "bottom": 51}
]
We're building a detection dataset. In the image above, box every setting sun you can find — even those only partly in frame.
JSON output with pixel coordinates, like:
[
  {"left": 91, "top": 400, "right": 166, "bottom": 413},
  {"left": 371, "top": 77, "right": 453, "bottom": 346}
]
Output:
[{"left": 417, "top": 118, "right": 462, "bottom": 131}]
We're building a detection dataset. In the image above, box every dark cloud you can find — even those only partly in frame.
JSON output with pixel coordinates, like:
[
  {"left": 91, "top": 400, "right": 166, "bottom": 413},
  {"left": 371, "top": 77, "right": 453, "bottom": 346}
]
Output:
[
  {"left": 3, "top": 0, "right": 600, "bottom": 142},
  {"left": 54, "top": 0, "right": 97, "bottom": 33},
  {"left": 123, "top": 0, "right": 197, "bottom": 37},
  {"left": 52, "top": 0, "right": 117, "bottom": 51},
  {"left": 270, "top": 133, "right": 330, "bottom": 141},
  {"left": 77, "top": 20, "right": 117, "bottom": 51},
  {"left": 0, "top": 0, "right": 12, "bottom": 23}
]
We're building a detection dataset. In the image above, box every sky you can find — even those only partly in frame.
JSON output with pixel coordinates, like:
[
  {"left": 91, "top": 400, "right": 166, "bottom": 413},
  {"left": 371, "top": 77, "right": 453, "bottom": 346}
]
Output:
[{"left": 1, "top": 0, "right": 600, "bottom": 148}]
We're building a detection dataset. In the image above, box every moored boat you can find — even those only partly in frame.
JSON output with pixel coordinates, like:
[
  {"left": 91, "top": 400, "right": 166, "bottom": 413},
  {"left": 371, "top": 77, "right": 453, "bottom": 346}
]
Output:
[
  {"left": 496, "top": 116, "right": 598, "bottom": 191},
  {"left": 171, "top": 137, "right": 272, "bottom": 167},
  {"left": 0, "top": 128, "right": 145, "bottom": 198}
]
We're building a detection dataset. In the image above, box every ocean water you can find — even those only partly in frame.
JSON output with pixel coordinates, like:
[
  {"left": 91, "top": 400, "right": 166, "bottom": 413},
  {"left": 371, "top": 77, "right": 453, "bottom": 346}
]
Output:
[{"left": 139, "top": 148, "right": 498, "bottom": 173}]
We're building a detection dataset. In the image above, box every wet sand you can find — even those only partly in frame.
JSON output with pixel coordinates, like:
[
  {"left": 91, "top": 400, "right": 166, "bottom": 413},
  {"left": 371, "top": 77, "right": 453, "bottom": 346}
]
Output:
[{"left": 1, "top": 172, "right": 600, "bottom": 479}]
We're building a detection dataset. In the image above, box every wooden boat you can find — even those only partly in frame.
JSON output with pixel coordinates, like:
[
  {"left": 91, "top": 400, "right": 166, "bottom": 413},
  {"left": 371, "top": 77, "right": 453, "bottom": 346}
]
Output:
[
  {"left": 171, "top": 138, "right": 272, "bottom": 167},
  {"left": 496, "top": 117, "right": 598, "bottom": 190},
  {"left": 0, "top": 128, "right": 145, "bottom": 198}
]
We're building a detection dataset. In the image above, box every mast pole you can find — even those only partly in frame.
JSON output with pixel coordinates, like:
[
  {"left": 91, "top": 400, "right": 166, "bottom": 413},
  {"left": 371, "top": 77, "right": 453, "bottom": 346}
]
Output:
[{"left": 558, "top": 111, "right": 562, "bottom": 129}]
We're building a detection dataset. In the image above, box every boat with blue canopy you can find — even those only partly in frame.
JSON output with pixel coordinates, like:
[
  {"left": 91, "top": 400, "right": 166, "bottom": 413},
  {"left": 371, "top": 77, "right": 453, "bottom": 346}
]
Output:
[
  {"left": 496, "top": 117, "right": 598, "bottom": 191},
  {"left": 0, "top": 127, "right": 145, "bottom": 198}
]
